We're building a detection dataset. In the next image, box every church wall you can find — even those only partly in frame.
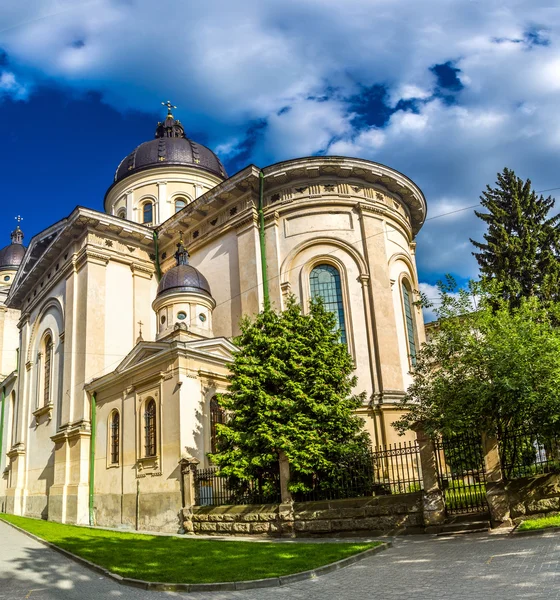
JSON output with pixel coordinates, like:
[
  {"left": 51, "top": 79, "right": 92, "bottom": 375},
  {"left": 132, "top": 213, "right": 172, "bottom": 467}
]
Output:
[
  {"left": 104, "top": 261, "right": 134, "bottom": 370},
  {"left": 0, "top": 380, "right": 16, "bottom": 513},
  {"left": 189, "top": 229, "right": 242, "bottom": 338},
  {"left": 0, "top": 304, "right": 20, "bottom": 379}
]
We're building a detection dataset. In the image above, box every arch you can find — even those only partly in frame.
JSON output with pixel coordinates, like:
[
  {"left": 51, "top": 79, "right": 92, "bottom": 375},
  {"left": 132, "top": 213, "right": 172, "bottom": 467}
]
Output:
[
  {"left": 400, "top": 277, "right": 417, "bottom": 367},
  {"left": 142, "top": 201, "right": 154, "bottom": 224},
  {"left": 388, "top": 252, "right": 420, "bottom": 288},
  {"left": 173, "top": 196, "right": 189, "bottom": 213},
  {"left": 280, "top": 236, "right": 368, "bottom": 284},
  {"left": 309, "top": 264, "right": 348, "bottom": 345},
  {"left": 109, "top": 409, "right": 120, "bottom": 465},
  {"left": 144, "top": 398, "right": 157, "bottom": 457},
  {"left": 117, "top": 208, "right": 126, "bottom": 219},
  {"left": 26, "top": 298, "right": 64, "bottom": 363}
]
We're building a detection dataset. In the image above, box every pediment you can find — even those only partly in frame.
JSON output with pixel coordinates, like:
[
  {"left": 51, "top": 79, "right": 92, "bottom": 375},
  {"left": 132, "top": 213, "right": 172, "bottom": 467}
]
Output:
[
  {"left": 183, "top": 337, "right": 236, "bottom": 361},
  {"left": 116, "top": 342, "right": 169, "bottom": 373}
]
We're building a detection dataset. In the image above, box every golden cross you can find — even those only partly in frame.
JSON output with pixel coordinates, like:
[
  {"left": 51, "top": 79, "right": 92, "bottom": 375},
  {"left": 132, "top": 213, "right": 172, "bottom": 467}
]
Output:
[
  {"left": 15, "top": 215, "right": 23, "bottom": 224},
  {"left": 162, "top": 100, "right": 177, "bottom": 116}
]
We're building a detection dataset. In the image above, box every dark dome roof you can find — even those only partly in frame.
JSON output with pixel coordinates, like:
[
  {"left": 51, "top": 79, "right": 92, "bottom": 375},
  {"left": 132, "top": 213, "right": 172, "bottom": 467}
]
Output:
[
  {"left": 114, "top": 111, "right": 227, "bottom": 184},
  {"left": 0, "top": 226, "right": 25, "bottom": 271},
  {"left": 157, "top": 264, "right": 212, "bottom": 298}
]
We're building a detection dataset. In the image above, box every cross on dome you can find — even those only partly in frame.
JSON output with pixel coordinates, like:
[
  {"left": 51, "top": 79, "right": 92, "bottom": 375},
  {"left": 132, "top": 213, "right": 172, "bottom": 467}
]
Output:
[{"left": 162, "top": 100, "right": 177, "bottom": 117}]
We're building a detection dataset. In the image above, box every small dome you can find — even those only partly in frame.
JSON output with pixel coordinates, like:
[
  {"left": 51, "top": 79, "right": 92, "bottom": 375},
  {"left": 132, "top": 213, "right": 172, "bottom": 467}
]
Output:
[
  {"left": 113, "top": 107, "right": 227, "bottom": 184},
  {"left": 0, "top": 226, "right": 25, "bottom": 271},
  {"left": 157, "top": 264, "right": 212, "bottom": 297},
  {"left": 156, "top": 237, "right": 211, "bottom": 298}
]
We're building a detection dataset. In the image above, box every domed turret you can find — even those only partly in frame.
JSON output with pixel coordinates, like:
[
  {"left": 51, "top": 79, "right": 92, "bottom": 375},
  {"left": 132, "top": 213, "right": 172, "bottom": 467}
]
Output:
[
  {"left": 113, "top": 102, "right": 227, "bottom": 185},
  {"left": 152, "top": 237, "right": 215, "bottom": 340},
  {"left": 105, "top": 102, "right": 228, "bottom": 226},
  {"left": 0, "top": 222, "right": 26, "bottom": 287}
]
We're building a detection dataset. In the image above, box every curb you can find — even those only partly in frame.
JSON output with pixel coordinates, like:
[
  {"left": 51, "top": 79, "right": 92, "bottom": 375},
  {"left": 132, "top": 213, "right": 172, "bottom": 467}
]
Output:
[
  {"left": 510, "top": 524, "right": 560, "bottom": 537},
  {"left": 0, "top": 518, "right": 391, "bottom": 592}
]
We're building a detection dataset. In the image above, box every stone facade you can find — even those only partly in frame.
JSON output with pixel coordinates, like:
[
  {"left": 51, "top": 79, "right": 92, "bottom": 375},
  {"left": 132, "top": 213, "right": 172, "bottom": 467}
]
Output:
[
  {"left": 506, "top": 473, "right": 560, "bottom": 523},
  {"left": 187, "top": 493, "right": 424, "bottom": 537}
]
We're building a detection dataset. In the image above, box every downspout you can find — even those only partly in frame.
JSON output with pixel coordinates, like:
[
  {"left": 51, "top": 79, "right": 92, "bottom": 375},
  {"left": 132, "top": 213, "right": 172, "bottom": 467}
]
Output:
[
  {"left": 258, "top": 171, "right": 270, "bottom": 308},
  {"left": 0, "top": 386, "right": 5, "bottom": 486},
  {"left": 152, "top": 230, "right": 162, "bottom": 282},
  {"left": 89, "top": 392, "right": 97, "bottom": 526}
]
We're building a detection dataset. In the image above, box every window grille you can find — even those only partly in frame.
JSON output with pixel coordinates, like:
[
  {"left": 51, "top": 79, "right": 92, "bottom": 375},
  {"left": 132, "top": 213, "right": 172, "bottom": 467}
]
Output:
[
  {"left": 43, "top": 335, "right": 53, "bottom": 405},
  {"left": 401, "top": 282, "right": 417, "bottom": 365},
  {"left": 144, "top": 400, "right": 157, "bottom": 457},
  {"left": 309, "top": 264, "right": 347, "bottom": 344},
  {"left": 110, "top": 411, "right": 120, "bottom": 464}
]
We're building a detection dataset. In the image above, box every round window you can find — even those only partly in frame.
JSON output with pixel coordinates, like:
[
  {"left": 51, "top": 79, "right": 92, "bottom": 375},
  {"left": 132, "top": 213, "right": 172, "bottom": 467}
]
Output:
[
  {"left": 3, "top": 275, "right": 10, "bottom": 282},
  {"left": 198, "top": 313, "right": 207, "bottom": 323},
  {"left": 160, "top": 315, "right": 166, "bottom": 325},
  {"left": 177, "top": 311, "right": 187, "bottom": 321}
]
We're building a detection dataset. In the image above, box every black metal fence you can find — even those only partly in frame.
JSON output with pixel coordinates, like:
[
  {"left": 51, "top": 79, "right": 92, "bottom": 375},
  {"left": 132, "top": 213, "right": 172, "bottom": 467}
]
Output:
[
  {"left": 194, "top": 441, "right": 423, "bottom": 507},
  {"left": 434, "top": 432, "right": 488, "bottom": 515},
  {"left": 499, "top": 429, "right": 560, "bottom": 480},
  {"left": 293, "top": 441, "right": 423, "bottom": 502},
  {"left": 194, "top": 467, "right": 281, "bottom": 506}
]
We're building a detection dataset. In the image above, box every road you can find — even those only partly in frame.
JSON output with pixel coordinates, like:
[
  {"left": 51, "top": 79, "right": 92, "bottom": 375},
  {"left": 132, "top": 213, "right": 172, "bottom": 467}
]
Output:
[{"left": 0, "top": 520, "right": 559, "bottom": 599}]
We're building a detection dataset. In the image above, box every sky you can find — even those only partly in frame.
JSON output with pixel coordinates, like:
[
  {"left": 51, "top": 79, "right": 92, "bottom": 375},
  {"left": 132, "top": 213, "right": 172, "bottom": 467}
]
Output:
[{"left": 1, "top": 0, "right": 560, "bottom": 320}]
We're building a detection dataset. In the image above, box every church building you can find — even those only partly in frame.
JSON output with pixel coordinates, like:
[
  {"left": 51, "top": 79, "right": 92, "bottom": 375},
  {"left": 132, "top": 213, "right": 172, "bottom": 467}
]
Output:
[{"left": 0, "top": 104, "right": 427, "bottom": 531}]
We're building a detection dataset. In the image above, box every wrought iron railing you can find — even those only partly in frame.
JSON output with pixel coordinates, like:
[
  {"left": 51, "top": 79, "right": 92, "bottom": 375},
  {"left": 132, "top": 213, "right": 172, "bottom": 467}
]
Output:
[
  {"left": 194, "top": 467, "right": 281, "bottom": 506},
  {"left": 499, "top": 429, "right": 560, "bottom": 480},
  {"left": 293, "top": 441, "right": 423, "bottom": 502}
]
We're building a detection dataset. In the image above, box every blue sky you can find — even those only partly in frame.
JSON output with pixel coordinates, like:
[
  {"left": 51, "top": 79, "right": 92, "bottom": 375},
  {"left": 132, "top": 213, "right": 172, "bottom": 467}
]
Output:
[{"left": 2, "top": 0, "right": 560, "bottom": 317}]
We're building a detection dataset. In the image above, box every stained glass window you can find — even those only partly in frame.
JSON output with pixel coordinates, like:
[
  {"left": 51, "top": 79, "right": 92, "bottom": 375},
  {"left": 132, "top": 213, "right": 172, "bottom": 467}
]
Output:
[{"left": 309, "top": 264, "right": 347, "bottom": 344}]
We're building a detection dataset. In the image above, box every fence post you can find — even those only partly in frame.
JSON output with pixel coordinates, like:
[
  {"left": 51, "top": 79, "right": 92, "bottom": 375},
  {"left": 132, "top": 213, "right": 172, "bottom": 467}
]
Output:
[
  {"left": 413, "top": 423, "right": 446, "bottom": 527},
  {"left": 278, "top": 450, "right": 295, "bottom": 537},
  {"left": 180, "top": 457, "right": 200, "bottom": 534},
  {"left": 481, "top": 432, "right": 512, "bottom": 528}
]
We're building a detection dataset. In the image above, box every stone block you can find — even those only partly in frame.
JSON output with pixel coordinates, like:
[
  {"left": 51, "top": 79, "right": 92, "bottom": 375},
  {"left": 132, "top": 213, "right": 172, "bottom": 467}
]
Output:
[
  {"left": 527, "top": 498, "right": 560, "bottom": 514},
  {"left": 239, "top": 513, "right": 260, "bottom": 522},
  {"left": 330, "top": 519, "right": 354, "bottom": 532},
  {"left": 257, "top": 512, "right": 278, "bottom": 522},
  {"left": 250, "top": 523, "right": 270, "bottom": 534},
  {"left": 216, "top": 522, "right": 233, "bottom": 533},
  {"left": 199, "top": 522, "right": 217, "bottom": 532},
  {"left": 300, "top": 519, "right": 331, "bottom": 533},
  {"left": 232, "top": 522, "right": 251, "bottom": 534},
  {"left": 193, "top": 513, "right": 209, "bottom": 521}
]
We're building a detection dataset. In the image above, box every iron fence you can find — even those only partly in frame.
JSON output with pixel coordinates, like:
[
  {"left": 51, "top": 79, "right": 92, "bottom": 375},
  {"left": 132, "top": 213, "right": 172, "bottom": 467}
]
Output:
[
  {"left": 499, "top": 429, "right": 560, "bottom": 480},
  {"left": 194, "top": 467, "right": 281, "bottom": 506},
  {"left": 293, "top": 440, "right": 423, "bottom": 502}
]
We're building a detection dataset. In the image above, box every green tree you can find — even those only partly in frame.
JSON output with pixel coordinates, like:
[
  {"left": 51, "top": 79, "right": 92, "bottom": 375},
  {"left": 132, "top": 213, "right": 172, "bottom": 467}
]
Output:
[
  {"left": 470, "top": 168, "right": 560, "bottom": 308},
  {"left": 211, "top": 296, "right": 371, "bottom": 495},
  {"left": 394, "top": 278, "right": 560, "bottom": 442}
]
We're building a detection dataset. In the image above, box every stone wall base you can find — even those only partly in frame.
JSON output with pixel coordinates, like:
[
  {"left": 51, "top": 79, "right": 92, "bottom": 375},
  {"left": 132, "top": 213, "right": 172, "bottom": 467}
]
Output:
[
  {"left": 506, "top": 472, "right": 560, "bottom": 523},
  {"left": 187, "top": 493, "right": 423, "bottom": 537}
]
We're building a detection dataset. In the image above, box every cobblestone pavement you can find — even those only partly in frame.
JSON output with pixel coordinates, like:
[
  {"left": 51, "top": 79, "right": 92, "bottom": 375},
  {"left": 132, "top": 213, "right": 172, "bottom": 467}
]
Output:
[{"left": 1, "top": 520, "right": 559, "bottom": 600}]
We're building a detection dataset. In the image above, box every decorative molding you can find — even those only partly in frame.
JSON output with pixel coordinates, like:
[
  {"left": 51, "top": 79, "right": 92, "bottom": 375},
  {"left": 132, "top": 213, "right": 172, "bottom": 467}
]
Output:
[{"left": 32, "top": 403, "right": 54, "bottom": 427}]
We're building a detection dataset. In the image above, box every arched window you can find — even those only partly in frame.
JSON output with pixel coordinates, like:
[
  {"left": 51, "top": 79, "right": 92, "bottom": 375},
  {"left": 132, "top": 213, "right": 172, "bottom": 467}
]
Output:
[
  {"left": 210, "top": 396, "right": 226, "bottom": 454},
  {"left": 142, "top": 202, "right": 153, "bottom": 224},
  {"left": 174, "top": 197, "right": 187, "bottom": 213},
  {"left": 144, "top": 399, "right": 156, "bottom": 457},
  {"left": 401, "top": 281, "right": 417, "bottom": 366},
  {"left": 309, "top": 264, "right": 347, "bottom": 344},
  {"left": 10, "top": 391, "right": 16, "bottom": 446},
  {"left": 110, "top": 411, "right": 120, "bottom": 465},
  {"left": 43, "top": 334, "right": 53, "bottom": 405},
  {"left": 117, "top": 208, "right": 126, "bottom": 219}
]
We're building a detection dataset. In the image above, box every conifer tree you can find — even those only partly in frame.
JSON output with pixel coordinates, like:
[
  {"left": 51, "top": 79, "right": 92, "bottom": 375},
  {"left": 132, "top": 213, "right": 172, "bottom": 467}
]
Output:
[
  {"left": 210, "top": 296, "right": 371, "bottom": 496},
  {"left": 470, "top": 168, "right": 560, "bottom": 308}
]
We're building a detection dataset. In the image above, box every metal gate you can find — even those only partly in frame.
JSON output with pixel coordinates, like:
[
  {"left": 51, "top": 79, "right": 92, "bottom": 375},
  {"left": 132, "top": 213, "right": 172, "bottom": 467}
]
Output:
[{"left": 434, "top": 433, "right": 488, "bottom": 515}]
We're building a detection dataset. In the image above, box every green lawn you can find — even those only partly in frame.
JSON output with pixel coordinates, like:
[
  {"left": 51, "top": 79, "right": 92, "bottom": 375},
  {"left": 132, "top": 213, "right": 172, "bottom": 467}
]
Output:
[
  {"left": 0, "top": 514, "right": 379, "bottom": 584},
  {"left": 517, "top": 515, "right": 560, "bottom": 532}
]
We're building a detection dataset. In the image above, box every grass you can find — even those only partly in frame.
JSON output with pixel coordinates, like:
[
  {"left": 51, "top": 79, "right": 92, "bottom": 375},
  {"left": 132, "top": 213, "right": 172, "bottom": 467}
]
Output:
[
  {"left": 517, "top": 515, "right": 560, "bottom": 532},
  {"left": 444, "top": 483, "right": 487, "bottom": 511},
  {"left": 0, "top": 514, "right": 380, "bottom": 584}
]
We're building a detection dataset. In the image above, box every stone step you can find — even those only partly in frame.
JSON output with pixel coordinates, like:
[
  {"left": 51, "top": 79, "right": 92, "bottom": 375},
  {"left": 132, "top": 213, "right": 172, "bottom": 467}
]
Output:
[{"left": 427, "top": 519, "right": 491, "bottom": 535}]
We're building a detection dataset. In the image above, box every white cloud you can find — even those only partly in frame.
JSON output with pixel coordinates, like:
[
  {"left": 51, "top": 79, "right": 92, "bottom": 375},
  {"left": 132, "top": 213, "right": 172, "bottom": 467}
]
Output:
[{"left": 2, "top": 0, "right": 560, "bottom": 281}]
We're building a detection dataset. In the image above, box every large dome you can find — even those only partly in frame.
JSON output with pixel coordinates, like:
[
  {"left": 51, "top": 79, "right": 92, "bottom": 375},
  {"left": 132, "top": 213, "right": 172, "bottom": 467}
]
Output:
[
  {"left": 114, "top": 110, "right": 227, "bottom": 184},
  {"left": 0, "top": 226, "right": 25, "bottom": 272}
]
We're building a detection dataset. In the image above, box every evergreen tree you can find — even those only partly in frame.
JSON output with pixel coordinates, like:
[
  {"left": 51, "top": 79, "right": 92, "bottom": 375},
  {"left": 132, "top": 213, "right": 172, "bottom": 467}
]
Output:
[
  {"left": 211, "top": 296, "right": 371, "bottom": 495},
  {"left": 470, "top": 168, "right": 560, "bottom": 308}
]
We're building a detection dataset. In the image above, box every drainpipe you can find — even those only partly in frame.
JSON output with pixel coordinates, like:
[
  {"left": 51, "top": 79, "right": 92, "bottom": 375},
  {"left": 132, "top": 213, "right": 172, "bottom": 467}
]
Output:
[
  {"left": 0, "top": 386, "right": 5, "bottom": 482},
  {"left": 258, "top": 171, "right": 270, "bottom": 308},
  {"left": 89, "top": 392, "right": 97, "bottom": 526},
  {"left": 152, "top": 230, "right": 162, "bottom": 282}
]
